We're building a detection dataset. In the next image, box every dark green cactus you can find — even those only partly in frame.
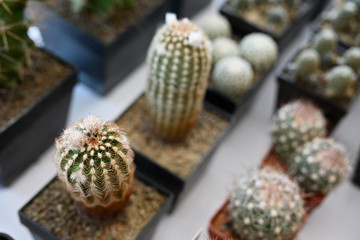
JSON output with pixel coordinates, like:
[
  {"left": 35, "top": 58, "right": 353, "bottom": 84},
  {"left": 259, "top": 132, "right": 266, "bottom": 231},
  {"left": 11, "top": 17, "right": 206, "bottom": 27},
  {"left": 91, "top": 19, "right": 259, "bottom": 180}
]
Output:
[
  {"left": 69, "top": 0, "right": 134, "bottom": 15},
  {"left": 0, "top": 0, "right": 32, "bottom": 88}
]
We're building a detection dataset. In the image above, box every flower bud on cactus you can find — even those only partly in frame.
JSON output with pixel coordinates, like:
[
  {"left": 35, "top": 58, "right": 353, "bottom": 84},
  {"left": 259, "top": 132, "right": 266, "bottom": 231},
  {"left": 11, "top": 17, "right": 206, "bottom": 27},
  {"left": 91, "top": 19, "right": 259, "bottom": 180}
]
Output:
[
  {"left": 324, "top": 65, "right": 356, "bottom": 98},
  {"left": 54, "top": 115, "right": 135, "bottom": 221},
  {"left": 198, "top": 13, "right": 231, "bottom": 41},
  {"left": 332, "top": 1, "right": 358, "bottom": 31},
  {"left": 271, "top": 100, "right": 327, "bottom": 160},
  {"left": 146, "top": 14, "right": 211, "bottom": 141},
  {"left": 231, "top": 0, "right": 251, "bottom": 11},
  {"left": 228, "top": 169, "right": 305, "bottom": 240},
  {"left": 294, "top": 48, "right": 320, "bottom": 82},
  {"left": 239, "top": 33, "right": 278, "bottom": 73},
  {"left": 344, "top": 47, "right": 360, "bottom": 73},
  {"left": 211, "top": 37, "right": 240, "bottom": 64},
  {"left": 312, "top": 29, "right": 337, "bottom": 57},
  {"left": 288, "top": 138, "right": 350, "bottom": 193},
  {"left": 0, "top": 0, "right": 32, "bottom": 88},
  {"left": 266, "top": 6, "right": 289, "bottom": 28},
  {"left": 212, "top": 56, "right": 254, "bottom": 99}
]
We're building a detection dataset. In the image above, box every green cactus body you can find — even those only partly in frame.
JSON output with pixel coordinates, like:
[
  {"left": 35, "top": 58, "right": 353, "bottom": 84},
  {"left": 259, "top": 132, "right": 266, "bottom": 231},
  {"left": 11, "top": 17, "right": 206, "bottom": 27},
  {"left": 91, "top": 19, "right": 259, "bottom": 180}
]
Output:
[
  {"left": 271, "top": 100, "right": 327, "bottom": 160},
  {"left": 70, "top": 0, "right": 134, "bottom": 15},
  {"left": 228, "top": 169, "right": 305, "bottom": 240},
  {"left": 266, "top": 6, "right": 289, "bottom": 28},
  {"left": 312, "top": 29, "right": 337, "bottom": 58},
  {"left": 211, "top": 37, "right": 240, "bottom": 64},
  {"left": 239, "top": 33, "right": 278, "bottom": 73},
  {"left": 198, "top": 13, "right": 231, "bottom": 41},
  {"left": 146, "top": 15, "right": 211, "bottom": 141},
  {"left": 0, "top": 0, "right": 32, "bottom": 88},
  {"left": 284, "top": 0, "right": 300, "bottom": 9},
  {"left": 295, "top": 48, "right": 320, "bottom": 82},
  {"left": 288, "top": 138, "right": 349, "bottom": 193},
  {"left": 324, "top": 65, "right": 355, "bottom": 98},
  {"left": 54, "top": 115, "right": 135, "bottom": 221},
  {"left": 333, "top": 1, "right": 358, "bottom": 31},
  {"left": 212, "top": 56, "right": 254, "bottom": 99},
  {"left": 344, "top": 47, "right": 360, "bottom": 73},
  {"left": 231, "top": 0, "right": 251, "bottom": 11}
]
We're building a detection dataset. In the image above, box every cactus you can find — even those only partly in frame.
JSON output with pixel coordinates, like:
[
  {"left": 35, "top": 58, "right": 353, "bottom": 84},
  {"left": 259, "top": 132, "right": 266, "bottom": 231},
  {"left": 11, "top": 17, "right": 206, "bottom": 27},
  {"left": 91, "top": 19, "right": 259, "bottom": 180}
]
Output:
[
  {"left": 284, "top": 0, "right": 300, "bottom": 9},
  {"left": 198, "top": 13, "right": 231, "bottom": 41},
  {"left": 230, "top": 0, "right": 251, "bottom": 11},
  {"left": 288, "top": 138, "right": 349, "bottom": 193},
  {"left": 312, "top": 29, "right": 337, "bottom": 58},
  {"left": 324, "top": 65, "right": 356, "bottom": 98},
  {"left": 211, "top": 37, "right": 240, "bottom": 64},
  {"left": 294, "top": 48, "right": 320, "bottom": 82},
  {"left": 239, "top": 33, "right": 278, "bottom": 73},
  {"left": 54, "top": 115, "right": 135, "bottom": 221},
  {"left": 228, "top": 169, "right": 305, "bottom": 240},
  {"left": 70, "top": 0, "right": 134, "bottom": 15},
  {"left": 344, "top": 47, "right": 360, "bottom": 73},
  {"left": 332, "top": 1, "right": 358, "bottom": 31},
  {"left": 271, "top": 100, "right": 327, "bottom": 160},
  {"left": 266, "top": 6, "right": 289, "bottom": 28},
  {"left": 0, "top": 0, "right": 32, "bottom": 88},
  {"left": 146, "top": 14, "right": 211, "bottom": 141},
  {"left": 212, "top": 56, "right": 254, "bottom": 99}
]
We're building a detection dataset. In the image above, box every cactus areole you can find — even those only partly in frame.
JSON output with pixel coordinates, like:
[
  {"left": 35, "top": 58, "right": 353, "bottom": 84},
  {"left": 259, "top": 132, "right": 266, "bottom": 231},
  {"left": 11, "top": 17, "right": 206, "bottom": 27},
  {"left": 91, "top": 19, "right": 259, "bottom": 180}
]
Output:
[
  {"left": 54, "top": 115, "right": 135, "bottom": 221},
  {"left": 145, "top": 13, "right": 211, "bottom": 141}
]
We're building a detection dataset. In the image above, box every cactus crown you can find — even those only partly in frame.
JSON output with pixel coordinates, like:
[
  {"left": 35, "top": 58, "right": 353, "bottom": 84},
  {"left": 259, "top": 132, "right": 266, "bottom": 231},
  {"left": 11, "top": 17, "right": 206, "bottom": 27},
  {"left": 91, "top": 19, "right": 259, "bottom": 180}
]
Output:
[
  {"left": 228, "top": 168, "right": 305, "bottom": 240},
  {"left": 198, "top": 13, "right": 231, "bottom": 41},
  {"left": 0, "top": 0, "right": 32, "bottom": 88},
  {"left": 70, "top": 0, "right": 134, "bottom": 15},
  {"left": 54, "top": 115, "right": 135, "bottom": 208},
  {"left": 289, "top": 138, "right": 350, "bottom": 193},
  {"left": 145, "top": 13, "right": 211, "bottom": 141}
]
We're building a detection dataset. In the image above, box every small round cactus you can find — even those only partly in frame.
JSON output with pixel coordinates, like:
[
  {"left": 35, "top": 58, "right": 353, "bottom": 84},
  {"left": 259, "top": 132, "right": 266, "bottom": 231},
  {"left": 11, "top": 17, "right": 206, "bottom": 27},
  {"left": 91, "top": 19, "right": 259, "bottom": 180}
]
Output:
[
  {"left": 212, "top": 56, "right": 254, "bottom": 99},
  {"left": 211, "top": 37, "right": 240, "bottom": 64},
  {"left": 198, "top": 13, "right": 231, "bottom": 41},
  {"left": 312, "top": 29, "right": 337, "bottom": 57},
  {"left": 271, "top": 100, "right": 327, "bottom": 160},
  {"left": 239, "top": 33, "right": 278, "bottom": 73},
  {"left": 231, "top": 0, "right": 251, "bottom": 11},
  {"left": 344, "top": 47, "right": 360, "bottom": 73},
  {"left": 294, "top": 48, "right": 320, "bottom": 82},
  {"left": 228, "top": 169, "right": 305, "bottom": 240},
  {"left": 324, "top": 65, "right": 356, "bottom": 98},
  {"left": 288, "top": 138, "right": 350, "bottom": 193},
  {"left": 266, "top": 6, "right": 289, "bottom": 28},
  {"left": 332, "top": 1, "right": 358, "bottom": 31},
  {"left": 54, "top": 115, "right": 135, "bottom": 221}
]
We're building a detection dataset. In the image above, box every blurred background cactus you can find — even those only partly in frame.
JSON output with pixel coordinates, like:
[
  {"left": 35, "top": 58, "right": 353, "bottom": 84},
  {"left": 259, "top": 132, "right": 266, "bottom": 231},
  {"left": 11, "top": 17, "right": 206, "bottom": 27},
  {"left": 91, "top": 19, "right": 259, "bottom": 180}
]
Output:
[
  {"left": 0, "top": 0, "right": 32, "bottom": 88},
  {"left": 294, "top": 48, "right": 320, "bottom": 82},
  {"left": 69, "top": 0, "right": 135, "bottom": 15},
  {"left": 211, "top": 37, "right": 240, "bottom": 64},
  {"left": 324, "top": 65, "right": 356, "bottom": 98},
  {"left": 145, "top": 14, "right": 211, "bottom": 141},
  {"left": 312, "top": 29, "right": 338, "bottom": 65},
  {"left": 198, "top": 13, "right": 231, "bottom": 41},
  {"left": 266, "top": 6, "right": 289, "bottom": 29},
  {"left": 344, "top": 47, "right": 360, "bottom": 73},
  {"left": 54, "top": 115, "right": 135, "bottom": 221}
]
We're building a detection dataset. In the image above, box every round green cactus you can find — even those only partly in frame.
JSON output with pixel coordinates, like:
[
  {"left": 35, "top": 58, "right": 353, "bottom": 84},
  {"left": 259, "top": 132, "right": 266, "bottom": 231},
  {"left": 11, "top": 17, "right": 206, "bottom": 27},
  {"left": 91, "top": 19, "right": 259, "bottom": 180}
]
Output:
[
  {"left": 324, "top": 65, "right": 356, "bottom": 98},
  {"left": 146, "top": 14, "right": 211, "bottom": 141},
  {"left": 344, "top": 47, "right": 360, "bottom": 73},
  {"left": 294, "top": 48, "right": 320, "bottom": 82},
  {"left": 266, "top": 6, "right": 289, "bottom": 28},
  {"left": 198, "top": 13, "right": 231, "bottom": 41},
  {"left": 284, "top": 0, "right": 300, "bottom": 9},
  {"left": 228, "top": 169, "right": 305, "bottom": 240},
  {"left": 239, "top": 33, "right": 278, "bottom": 73},
  {"left": 211, "top": 37, "right": 240, "bottom": 64},
  {"left": 312, "top": 29, "right": 337, "bottom": 57},
  {"left": 271, "top": 100, "right": 327, "bottom": 160},
  {"left": 288, "top": 138, "right": 350, "bottom": 193},
  {"left": 231, "top": 0, "right": 251, "bottom": 11},
  {"left": 332, "top": 1, "right": 358, "bottom": 31},
  {"left": 212, "top": 56, "right": 254, "bottom": 99},
  {"left": 54, "top": 115, "right": 135, "bottom": 221}
]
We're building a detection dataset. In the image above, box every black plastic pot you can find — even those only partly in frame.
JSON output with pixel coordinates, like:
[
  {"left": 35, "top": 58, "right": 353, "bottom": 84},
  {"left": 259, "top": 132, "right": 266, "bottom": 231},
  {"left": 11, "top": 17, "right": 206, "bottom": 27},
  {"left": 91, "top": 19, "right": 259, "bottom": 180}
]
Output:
[
  {"left": 353, "top": 153, "right": 360, "bottom": 187},
  {"left": 169, "top": 0, "right": 211, "bottom": 18},
  {"left": 27, "top": 0, "right": 168, "bottom": 95},
  {"left": 0, "top": 233, "right": 14, "bottom": 240},
  {"left": 0, "top": 49, "right": 76, "bottom": 187},
  {"left": 220, "top": 1, "right": 313, "bottom": 52},
  {"left": 18, "top": 170, "right": 173, "bottom": 240},
  {"left": 311, "top": 0, "right": 331, "bottom": 20}
]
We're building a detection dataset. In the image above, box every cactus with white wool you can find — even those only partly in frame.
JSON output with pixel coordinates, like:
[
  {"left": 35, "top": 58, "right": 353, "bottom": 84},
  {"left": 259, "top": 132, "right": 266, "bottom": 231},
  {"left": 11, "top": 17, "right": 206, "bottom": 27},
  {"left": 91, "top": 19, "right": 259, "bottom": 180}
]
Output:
[
  {"left": 228, "top": 169, "right": 305, "bottom": 240},
  {"left": 54, "top": 115, "right": 135, "bottom": 221},
  {"left": 146, "top": 14, "right": 211, "bottom": 141}
]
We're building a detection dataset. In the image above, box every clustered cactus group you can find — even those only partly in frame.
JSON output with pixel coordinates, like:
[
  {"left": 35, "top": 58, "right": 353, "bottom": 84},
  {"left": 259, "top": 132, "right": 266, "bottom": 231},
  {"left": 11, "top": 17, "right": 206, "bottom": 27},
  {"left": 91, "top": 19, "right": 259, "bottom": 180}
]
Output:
[
  {"left": 69, "top": 0, "right": 135, "bottom": 15},
  {"left": 0, "top": 0, "right": 32, "bottom": 88}
]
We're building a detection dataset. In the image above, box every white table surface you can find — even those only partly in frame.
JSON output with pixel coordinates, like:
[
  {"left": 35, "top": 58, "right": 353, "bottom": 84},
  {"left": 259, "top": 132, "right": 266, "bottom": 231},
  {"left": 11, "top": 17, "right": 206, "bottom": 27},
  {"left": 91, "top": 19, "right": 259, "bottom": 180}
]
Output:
[{"left": 1, "top": 2, "right": 360, "bottom": 240}]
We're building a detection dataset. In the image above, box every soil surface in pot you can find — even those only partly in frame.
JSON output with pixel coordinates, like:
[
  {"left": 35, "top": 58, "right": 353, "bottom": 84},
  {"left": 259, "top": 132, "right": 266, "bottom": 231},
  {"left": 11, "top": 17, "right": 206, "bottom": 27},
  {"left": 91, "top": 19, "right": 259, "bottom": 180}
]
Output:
[
  {"left": 0, "top": 47, "right": 71, "bottom": 130},
  {"left": 23, "top": 178, "right": 166, "bottom": 240},
  {"left": 35, "top": 0, "right": 163, "bottom": 43},
  {"left": 116, "top": 95, "right": 229, "bottom": 178}
]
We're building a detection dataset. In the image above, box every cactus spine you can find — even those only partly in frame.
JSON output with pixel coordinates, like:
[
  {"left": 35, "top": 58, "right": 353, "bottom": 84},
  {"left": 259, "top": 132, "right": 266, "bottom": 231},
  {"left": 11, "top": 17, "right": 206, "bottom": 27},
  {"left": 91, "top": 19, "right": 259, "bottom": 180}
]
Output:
[
  {"left": 228, "top": 169, "right": 305, "bottom": 240},
  {"left": 54, "top": 115, "right": 135, "bottom": 221},
  {"left": 146, "top": 14, "right": 211, "bottom": 141},
  {"left": 0, "top": 0, "right": 32, "bottom": 88}
]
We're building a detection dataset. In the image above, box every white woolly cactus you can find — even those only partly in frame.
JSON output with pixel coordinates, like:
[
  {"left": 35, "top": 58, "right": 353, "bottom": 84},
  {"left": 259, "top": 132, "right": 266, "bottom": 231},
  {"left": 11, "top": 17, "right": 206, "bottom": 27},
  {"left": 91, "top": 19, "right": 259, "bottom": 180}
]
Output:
[
  {"left": 198, "top": 13, "right": 231, "bottom": 41},
  {"left": 239, "top": 33, "right": 278, "bottom": 73},
  {"left": 271, "top": 100, "right": 327, "bottom": 160},
  {"left": 54, "top": 115, "right": 135, "bottom": 221},
  {"left": 344, "top": 47, "right": 360, "bottom": 73},
  {"left": 288, "top": 138, "right": 350, "bottom": 193},
  {"left": 312, "top": 29, "right": 337, "bottom": 58},
  {"left": 212, "top": 56, "right": 254, "bottom": 99},
  {"left": 211, "top": 37, "right": 240, "bottom": 64},
  {"left": 228, "top": 169, "right": 306, "bottom": 240},
  {"left": 294, "top": 48, "right": 320, "bottom": 82},
  {"left": 266, "top": 6, "right": 289, "bottom": 28},
  {"left": 324, "top": 65, "right": 356, "bottom": 98}
]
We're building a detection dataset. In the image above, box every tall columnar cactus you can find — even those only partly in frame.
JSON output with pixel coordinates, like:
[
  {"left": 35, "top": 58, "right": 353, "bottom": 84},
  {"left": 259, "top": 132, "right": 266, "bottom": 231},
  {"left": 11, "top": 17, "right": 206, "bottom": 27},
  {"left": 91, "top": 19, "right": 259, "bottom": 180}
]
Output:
[
  {"left": 324, "top": 65, "right": 356, "bottom": 98},
  {"left": 344, "top": 47, "right": 360, "bottom": 73},
  {"left": 54, "top": 115, "right": 135, "bottom": 221},
  {"left": 294, "top": 48, "right": 320, "bottom": 82},
  {"left": 312, "top": 29, "right": 337, "bottom": 58},
  {"left": 211, "top": 37, "right": 240, "bottom": 64},
  {"left": 146, "top": 14, "right": 211, "bottom": 141},
  {"left": 70, "top": 0, "right": 134, "bottom": 15},
  {"left": 0, "top": 0, "right": 32, "bottom": 88},
  {"left": 288, "top": 138, "right": 350, "bottom": 193},
  {"left": 228, "top": 169, "right": 305, "bottom": 240},
  {"left": 271, "top": 100, "right": 327, "bottom": 160},
  {"left": 266, "top": 6, "right": 289, "bottom": 28},
  {"left": 198, "top": 13, "right": 231, "bottom": 41}
]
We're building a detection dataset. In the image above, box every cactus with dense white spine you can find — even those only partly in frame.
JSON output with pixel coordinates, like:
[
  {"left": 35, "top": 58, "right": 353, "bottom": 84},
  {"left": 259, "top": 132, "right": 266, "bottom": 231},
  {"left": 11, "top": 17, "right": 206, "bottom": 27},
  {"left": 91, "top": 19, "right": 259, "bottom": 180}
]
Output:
[
  {"left": 324, "top": 65, "right": 356, "bottom": 98},
  {"left": 211, "top": 37, "right": 240, "bottom": 64},
  {"left": 344, "top": 47, "right": 360, "bottom": 73},
  {"left": 146, "top": 14, "right": 211, "bottom": 141},
  {"left": 198, "top": 13, "right": 231, "bottom": 41},
  {"left": 294, "top": 48, "right": 320, "bottom": 82},
  {"left": 54, "top": 115, "right": 135, "bottom": 221}
]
